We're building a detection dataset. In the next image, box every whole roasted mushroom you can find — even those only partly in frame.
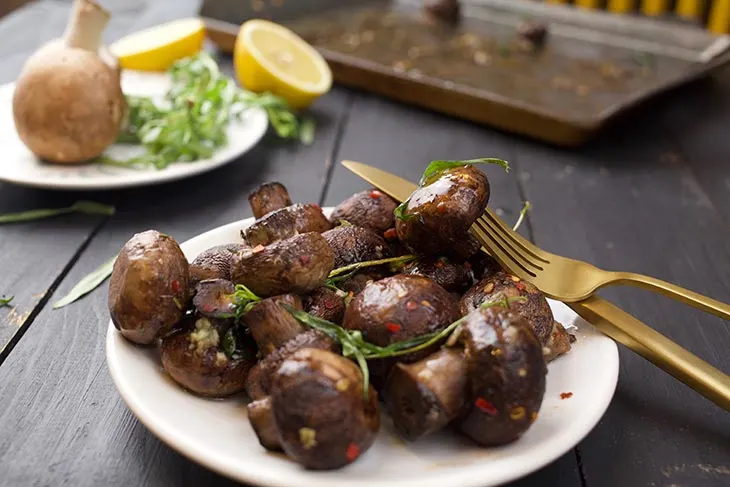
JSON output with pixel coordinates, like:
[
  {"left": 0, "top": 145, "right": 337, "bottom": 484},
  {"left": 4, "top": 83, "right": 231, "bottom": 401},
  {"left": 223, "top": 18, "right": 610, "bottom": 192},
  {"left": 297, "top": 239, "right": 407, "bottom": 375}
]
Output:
[
  {"left": 248, "top": 182, "right": 292, "bottom": 219},
  {"left": 330, "top": 189, "right": 398, "bottom": 234},
  {"left": 242, "top": 203, "right": 332, "bottom": 247}
]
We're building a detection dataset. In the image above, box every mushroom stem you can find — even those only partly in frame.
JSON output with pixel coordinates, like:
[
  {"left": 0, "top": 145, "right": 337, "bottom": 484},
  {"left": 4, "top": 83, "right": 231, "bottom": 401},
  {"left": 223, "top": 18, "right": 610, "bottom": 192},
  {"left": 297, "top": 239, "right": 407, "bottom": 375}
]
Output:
[{"left": 64, "top": 0, "right": 110, "bottom": 52}]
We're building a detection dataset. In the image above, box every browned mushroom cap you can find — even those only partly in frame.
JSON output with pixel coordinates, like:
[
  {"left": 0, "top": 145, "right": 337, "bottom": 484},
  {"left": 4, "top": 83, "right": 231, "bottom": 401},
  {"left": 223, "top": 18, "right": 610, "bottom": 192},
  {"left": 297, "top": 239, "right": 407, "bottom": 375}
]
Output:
[
  {"left": 230, "top": 232, "right": 335, "bottom": 297},
  {"left": 243, "top": 203, "right": 332, "bottom": 247},
  {"left": 383, "top": 348, "right": 468, "bottom": 440},
  {"left": 270, "top": 348, "right": 380, "bottom": 470},
  {"left": 458, "top": 306, "right": 547, "bottom": 446},
  {"left": 245, "top": 329, "right": 340, "bottom": 400},
  {"left": 189, "top": 243, "right": 247, "bottom": 290},
  {"left": 459, "top": 272, "right": 553, "bottom": 345},
  {"left": 322, "top": 225, "right": 390, "bottom": 269},
  {"left": 396, "top": 165, "right": 489, "bottom": 256},
  {"left": 338, "top": 269, "right": 388, "bottom": 295},
  {"left": 244, "top": 294, "right": 304, "bottom": 357},
  {"left": 468, "top": 252, "right": 502, "bottom": 281},
  {"left": 248, "top": 182, "right": 292, "bottom": 219},
  {"left": 330, "top": 189, "right": 398, "bottom": 234},
  {"left": 544, "top": 321, "right": 575, "bottom": 362},
  {"left": 193, "top": 279, "right": 236, "bottom": 319},
  {"left": 303, "top": 287, "right": 346, "bottom": 324},
  {"left": 108, "top": 230, "right": 189, "bottom": 345},
  {"left": 403, "top": 255, "right": 474, "bottom": 294},
  {"left": 424, "top": 0, "right": 460, "bottom": 23},
  {"left": 160, "top": 317, "right": 256, "bottom": 397},
  {"left": 248, "top": 396, "right": 282, "bottom": 451}
]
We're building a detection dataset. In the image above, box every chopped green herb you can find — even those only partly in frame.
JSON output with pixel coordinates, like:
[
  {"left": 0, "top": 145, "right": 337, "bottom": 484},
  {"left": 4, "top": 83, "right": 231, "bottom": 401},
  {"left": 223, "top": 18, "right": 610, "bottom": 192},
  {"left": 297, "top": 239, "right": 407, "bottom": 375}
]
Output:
[
  {"left": 420, "top": 158, "right": 510, "bottom": 186},
  {"left": 326, "top": 255, "right": 417, "bottom": 287},
  {"left": 53, "top": 256, "right": 117, "bottom": 309},
  {"left": 0, "top": 201, "right": 114, "bottom": 224},
  {"left": 222, "top": 327, "right": 238, "bottom": 359},
  {"left": 0, "top": 295, "right": 14, "bottom": 307},
  {"left": 232, "top": 284, "right": 262, "bottom": 321},
  {"left": 100, "top": 52, "right": 312, "bottom": 170}
]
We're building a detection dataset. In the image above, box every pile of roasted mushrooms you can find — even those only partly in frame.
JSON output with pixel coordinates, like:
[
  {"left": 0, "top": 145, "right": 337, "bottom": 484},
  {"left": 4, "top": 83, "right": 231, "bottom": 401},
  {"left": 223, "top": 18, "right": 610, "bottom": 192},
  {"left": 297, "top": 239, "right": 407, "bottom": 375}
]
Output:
[{"left": 108, "top": 160, "right": 575, "bottom": 470}]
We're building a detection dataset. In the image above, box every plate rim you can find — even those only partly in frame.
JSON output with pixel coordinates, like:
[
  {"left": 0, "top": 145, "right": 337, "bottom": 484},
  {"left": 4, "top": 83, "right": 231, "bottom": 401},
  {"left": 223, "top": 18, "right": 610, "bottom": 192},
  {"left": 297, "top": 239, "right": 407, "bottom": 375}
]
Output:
[
  {"left": 0, "top": 81, "right": 269, "bottom": 191},
  {"left": 106, "top": 216, "right": 620, "bottom": 487}
]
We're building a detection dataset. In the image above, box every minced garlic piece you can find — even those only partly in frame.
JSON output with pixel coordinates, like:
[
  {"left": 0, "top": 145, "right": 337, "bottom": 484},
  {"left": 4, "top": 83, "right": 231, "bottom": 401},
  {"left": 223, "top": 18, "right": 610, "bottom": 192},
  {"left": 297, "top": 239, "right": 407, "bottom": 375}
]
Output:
[
  {"left": 215, "top": 352, "right": 228, "bottom": 367},
  {"left": 299, "top": 427, "right": 318, "bottom": 449},
  {"left": 189, "top": 318, "right": 219, "bottom": 355}
]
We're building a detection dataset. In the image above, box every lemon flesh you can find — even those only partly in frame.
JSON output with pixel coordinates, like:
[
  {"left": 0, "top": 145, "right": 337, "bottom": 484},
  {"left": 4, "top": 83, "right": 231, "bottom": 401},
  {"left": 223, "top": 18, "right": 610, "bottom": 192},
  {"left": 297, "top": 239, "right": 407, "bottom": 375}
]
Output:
[
  {"left": 111, "top": 18, "right": 205, "bottom": 71},
  {"left": 234, "top": 19, "right": 332, "bottom": 109}
]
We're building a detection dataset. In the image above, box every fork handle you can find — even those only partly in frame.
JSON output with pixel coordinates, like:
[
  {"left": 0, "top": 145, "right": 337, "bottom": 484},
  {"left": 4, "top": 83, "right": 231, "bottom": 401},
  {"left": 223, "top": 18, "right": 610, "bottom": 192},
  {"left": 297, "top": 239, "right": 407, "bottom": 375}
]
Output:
[
  {"left": 610, "top": 272, "right": 730, "bottom": 321},
  {"left": 568, "top": 296, "right": 730, "bottom": 411}
]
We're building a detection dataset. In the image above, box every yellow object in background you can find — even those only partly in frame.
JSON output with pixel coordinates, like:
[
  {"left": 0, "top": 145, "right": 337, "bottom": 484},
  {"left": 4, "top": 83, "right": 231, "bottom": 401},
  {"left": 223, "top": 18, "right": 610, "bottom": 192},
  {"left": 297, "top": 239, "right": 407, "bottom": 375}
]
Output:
[
  {"left": 545, "top": 0, "right": 570, "bottom": 4},
  {"left": 234, "top": 19, "right": 332, "bottom": 110},
  {"left": 575, "top": 0, "right": 603, "bottom": 8},
  {"left": 709, "top": 0, "right": 730, "bottom": 33},
  {"left": 608, "top": 0, "right": 636, "bottom": 13},
  {"left": 110, "top": 18, "right": 205, "bottom": 71},
  {"left": 676, "top": 0, "right": 705, "bottom": 19},
  {"left": 641, "top": 0, "right": 670, "bottom": 15}
]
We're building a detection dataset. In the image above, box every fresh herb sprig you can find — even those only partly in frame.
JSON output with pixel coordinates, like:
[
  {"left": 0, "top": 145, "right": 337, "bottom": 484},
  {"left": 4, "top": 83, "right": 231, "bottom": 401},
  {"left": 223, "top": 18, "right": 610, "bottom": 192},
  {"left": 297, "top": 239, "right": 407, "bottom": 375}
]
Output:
[
  {"left": 101, "top": 52, "right": 314, "bottom": 170},
  {"left": 326, "top": 254, "right": 417, "bottom": 288},
  {"left": 0, "top": 295, "right": 14, "bottom": 307},
  {"left": 53, "top": 256, "right": 117, "bottom": 309},
  {"left": 0, "top": 201, "right": 114, "bottom": 224},
  {"left": 232, "top": 284, "right": 262, "bottom": 321},
  {"left": 395, "top": 158, "right": 510, "bottom": 221},
  {"left": 285, "top": 295, "right": 527, "bottom": 399},
  {"left": 512, "top": 201, "right": 531, "bottom": 232}
]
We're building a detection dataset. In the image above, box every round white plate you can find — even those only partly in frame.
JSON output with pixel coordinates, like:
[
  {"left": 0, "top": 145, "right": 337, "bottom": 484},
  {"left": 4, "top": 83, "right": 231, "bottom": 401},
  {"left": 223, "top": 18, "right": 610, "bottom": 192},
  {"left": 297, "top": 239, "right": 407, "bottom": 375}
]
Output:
[
  {"left": 0, "top": 71, "right": 268, "bottom": 190},
  {"left": 106, "top": 213, "right": 619, "bottom": 487}
]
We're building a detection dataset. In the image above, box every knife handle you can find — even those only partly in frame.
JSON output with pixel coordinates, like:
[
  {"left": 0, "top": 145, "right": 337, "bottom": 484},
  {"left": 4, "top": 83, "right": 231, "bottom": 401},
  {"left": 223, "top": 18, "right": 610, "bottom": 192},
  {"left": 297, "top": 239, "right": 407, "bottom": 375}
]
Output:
[{"left": 567, "top": 296, "right": 730, "bottom": 411}]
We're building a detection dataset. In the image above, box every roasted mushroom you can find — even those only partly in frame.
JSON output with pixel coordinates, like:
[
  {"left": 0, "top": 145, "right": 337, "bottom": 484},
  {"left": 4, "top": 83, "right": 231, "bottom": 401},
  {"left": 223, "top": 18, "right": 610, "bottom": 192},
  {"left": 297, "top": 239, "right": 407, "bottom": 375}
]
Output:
[
  {"left": 343, "top": 274, "right": 460, "bottom": 385},
  {"left": 403, "top": 255, "right": 474, "bottom": 294},
  {"left": 330, "top": 189, "right": 398, "bottom": 234},
  {"left": 396, "top": 165, "right": 490, "bottom": 255},
  {"left": 544, "top": 321, "right": 575, "bottom": 362},
  {"left": 458, "top": 306, "right": 547, "bottom": 446},
  {"left": 460, "top": 272, "right": 553, "bottom": 346},
  {"left": 248, "top": 182, "right": 292, "bottom": 219},
  {"left": 383, "top": 348, "right": 468, "bottom": 440},
  {"left": 160, "top": 317, "right": 256, "bottom": 397},
  {"left": 230, "top": 232, "right": 335, "bottom": 297},
  {"left": 108, "top": 230, "right": 189, "bottom": 345},
  {"left": 248, "top": 396, "right": 282, "bottom": 451},
  {"left": 269, "top": 348, "right": 380, "bottom": 470},
  {"left": 242, "top": 203, "right": 332, "bottom": 247},
  {"left": 189, "top": 243, "right": 246, "bottom": 289},
  {"left": 323, "top": 225, "right": 390, "bottom": 268},
  {"left": 303, "top": 287, "right": 346, "bottom": 324},
  {"left": 245, "top": 329, "right": 340, "bottom": 400},
  {"left": 469, "top": 252, "right": 502, "bottom": 281},
  {"left": 338, "top": 269, "right": 389, "bottom": 296},
  {"left": 193, "top": 279, "right": 236, "bottom": 319},
  {"left": 244, "top": 294, "right": 304, "bottom": 356}
]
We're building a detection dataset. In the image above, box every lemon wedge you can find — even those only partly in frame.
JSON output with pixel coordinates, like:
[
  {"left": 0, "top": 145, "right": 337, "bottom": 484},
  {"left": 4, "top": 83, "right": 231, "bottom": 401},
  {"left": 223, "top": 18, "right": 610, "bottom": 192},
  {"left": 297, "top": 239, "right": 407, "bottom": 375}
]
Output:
[
  {"left": 234, "top": 20, "right": 332, "bottom": 109},
  {"left": 110, "top": 18, "right": 205, "bottom": 71}
]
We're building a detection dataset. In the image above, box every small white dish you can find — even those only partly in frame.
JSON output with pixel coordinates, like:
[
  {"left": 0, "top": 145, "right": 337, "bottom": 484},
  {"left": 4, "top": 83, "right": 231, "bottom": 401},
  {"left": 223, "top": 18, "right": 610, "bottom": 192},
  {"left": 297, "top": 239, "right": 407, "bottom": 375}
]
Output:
[
  {"left": 106, "top": 213, "right": 619, "bottom": 487},
  {"left": 0, "top": 71, "right": 267, "bottom": 191}
]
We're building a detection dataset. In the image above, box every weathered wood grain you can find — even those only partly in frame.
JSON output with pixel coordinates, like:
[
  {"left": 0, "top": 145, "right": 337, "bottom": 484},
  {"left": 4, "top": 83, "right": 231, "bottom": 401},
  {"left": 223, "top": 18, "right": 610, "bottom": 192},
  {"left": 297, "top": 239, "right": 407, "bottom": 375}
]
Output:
[
  {"left": 322, "top": 92, "right": 584, "bottom": 487},
  {"left": 511, "top": 100, "right": 730, "bottom": 487}
]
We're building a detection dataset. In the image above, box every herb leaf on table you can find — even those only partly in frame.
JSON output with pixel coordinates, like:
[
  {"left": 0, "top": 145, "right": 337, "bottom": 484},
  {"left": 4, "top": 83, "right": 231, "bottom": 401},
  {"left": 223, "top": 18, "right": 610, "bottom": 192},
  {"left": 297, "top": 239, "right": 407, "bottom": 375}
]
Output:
[
  {"left": 0, "top": 201, "right": 115, "bottom": 224},
  {"left": 0, "top": 296, "right": 13, "bottom": 307},
  {"left": 53, "top": 256, "right": 117, "bottom": 309}
]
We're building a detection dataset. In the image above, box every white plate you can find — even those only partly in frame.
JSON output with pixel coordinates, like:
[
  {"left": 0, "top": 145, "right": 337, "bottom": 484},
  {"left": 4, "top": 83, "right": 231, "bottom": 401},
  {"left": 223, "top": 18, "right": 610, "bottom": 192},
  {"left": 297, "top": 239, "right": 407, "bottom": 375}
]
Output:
[
  {"left": 106, "top": 213, "right": 619, "bottom": 487},
  {"left": 0, "top": 71, "right": 268, "bottom": 190}
]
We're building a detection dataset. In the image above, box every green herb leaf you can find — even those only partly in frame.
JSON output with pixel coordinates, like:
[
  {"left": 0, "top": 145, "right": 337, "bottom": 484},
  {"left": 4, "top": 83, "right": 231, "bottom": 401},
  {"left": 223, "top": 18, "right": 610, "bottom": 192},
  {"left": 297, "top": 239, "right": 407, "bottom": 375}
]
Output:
[
  {"left": 222, "top": 327, "right": 237, "bottom": 359},
  {"left": 0, "top": 201, "right": 115, "bottom": 224},
  {"left": 327, "top": 254, "right": 417, "bottom": 283},
  {"left": 53, "top": 256, "right": 117, "bottom": 309},
  {"left": 233, "top": 284, "right": 262, "bottom": 321},
  {"left": 0, "top": 295, "right": 14, "bottom": 307},
  {"left": 512, "top": 201, "right": 531, "bottom": 232},
  {"left": 102, "top": 52, "right": 313, "bottom": 170},
  {"left": 393, "top": 200, "right": 418, "bottom": 222},
  {"left": 420, "top": 158, "right": 510, "bottom": 186}
]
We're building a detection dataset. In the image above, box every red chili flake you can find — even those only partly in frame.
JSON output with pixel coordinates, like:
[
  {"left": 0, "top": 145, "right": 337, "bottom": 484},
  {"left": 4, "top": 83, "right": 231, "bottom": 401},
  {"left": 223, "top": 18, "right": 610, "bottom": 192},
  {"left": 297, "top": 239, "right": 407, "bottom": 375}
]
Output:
[
  {"left": 345, "top": 442, "right": 360, "bottom": 462},
  {"left": 369, "top": 190, "right": 381, "bottom": 199},
  {"left": 436, "top": 202, "right": 447, "bottom": 213},
  {"left": 464, "top": 261, "right": 472, "bottom": 269},
  {"left": 515, "top": 282, "right": 526, "bottom": 291},
  {"left": 311, "top": 203, "right": 322, "bottom": 210},
  {"left": 299, "top": 255, "right": 311, "bottom": 265},
  {"left": 434, "top": 260, "right": 445, "bottom": 269},
  {"left": 323, "top": 299, "right": 337, "bottom": 310},
  {"left": 171, "top": 280, "right": 181, "bottom": 293},
  {"left": 560, "top": 392, "right": 573, "bottom": 400},
  {"left": 253, "top": 244, "right": 265, "bottom": 253},
  {"left": 383, "top": 228, "right": 398, "bottom": 240},
  {"left": 385, "top": 322, "right": 401, "bottom": 333},
  {"left": 405, "top": 300, "right": 418, "bottom": 311},
  {"left": 475, "top": 397, "right": 498, "bottom": 416}
]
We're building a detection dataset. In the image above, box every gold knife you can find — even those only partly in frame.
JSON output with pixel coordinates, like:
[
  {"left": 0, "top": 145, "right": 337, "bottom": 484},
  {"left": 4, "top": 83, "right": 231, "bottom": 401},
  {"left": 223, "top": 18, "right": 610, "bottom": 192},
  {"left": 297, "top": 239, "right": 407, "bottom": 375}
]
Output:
[{"left": 341, "top": 160, "right": 730, "bottom": 410}]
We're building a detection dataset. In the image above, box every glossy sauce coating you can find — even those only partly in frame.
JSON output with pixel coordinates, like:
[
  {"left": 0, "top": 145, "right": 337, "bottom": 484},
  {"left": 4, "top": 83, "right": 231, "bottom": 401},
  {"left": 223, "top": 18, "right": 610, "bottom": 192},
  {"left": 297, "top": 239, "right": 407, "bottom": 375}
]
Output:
[{"left": 243, "top": 203, "right": 332, "bottom": 247}]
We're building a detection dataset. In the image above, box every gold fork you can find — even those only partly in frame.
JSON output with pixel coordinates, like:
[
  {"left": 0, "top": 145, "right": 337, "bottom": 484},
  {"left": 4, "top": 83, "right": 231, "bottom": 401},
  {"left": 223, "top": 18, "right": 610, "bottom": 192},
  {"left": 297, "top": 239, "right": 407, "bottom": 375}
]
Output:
[
  {"left": 341, "top": 160, "right": 730, "bottom": 410},
  {"left": 472, "top": 210, "right": 730, "bottom": 410},
  {"left": 474, "top": 211, "right": 730, "bottom": 319}
]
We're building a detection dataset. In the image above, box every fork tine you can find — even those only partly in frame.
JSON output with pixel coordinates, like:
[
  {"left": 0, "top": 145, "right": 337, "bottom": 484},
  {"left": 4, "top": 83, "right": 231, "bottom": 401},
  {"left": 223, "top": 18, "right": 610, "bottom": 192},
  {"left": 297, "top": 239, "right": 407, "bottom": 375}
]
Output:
[
  {"left": 470, "top": 221, "right": 537, "bottom": 279},
  {"left": 476, "top": 216, "right": 544, "bottom": 274},
  {"left": 484, "top": 209, "right": 550, "bottom": 264}
]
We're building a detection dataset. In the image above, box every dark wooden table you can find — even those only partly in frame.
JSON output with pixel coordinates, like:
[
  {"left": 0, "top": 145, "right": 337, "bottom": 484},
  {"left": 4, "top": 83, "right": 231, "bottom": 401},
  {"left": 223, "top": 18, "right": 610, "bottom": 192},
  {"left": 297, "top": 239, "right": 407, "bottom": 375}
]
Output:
[{"left": 1, "top": 1, "right": 729, "bottom": 486}]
